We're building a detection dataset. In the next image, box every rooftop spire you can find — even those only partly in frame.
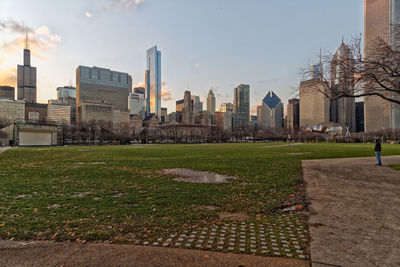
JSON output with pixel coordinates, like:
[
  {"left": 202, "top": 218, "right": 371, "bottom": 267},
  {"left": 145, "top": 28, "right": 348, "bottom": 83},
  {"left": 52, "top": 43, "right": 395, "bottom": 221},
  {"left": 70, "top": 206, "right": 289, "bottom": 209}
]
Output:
[{"left": 25, "top": 31, "right": 29, "bottom": 50}]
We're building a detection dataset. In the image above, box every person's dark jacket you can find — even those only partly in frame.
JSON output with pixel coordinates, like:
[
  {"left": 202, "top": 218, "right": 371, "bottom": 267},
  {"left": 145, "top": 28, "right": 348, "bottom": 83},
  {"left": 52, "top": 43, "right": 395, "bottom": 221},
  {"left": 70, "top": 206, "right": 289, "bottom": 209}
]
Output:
[{"left": 374, "top": 142, "right": 381, "bottom": 152}]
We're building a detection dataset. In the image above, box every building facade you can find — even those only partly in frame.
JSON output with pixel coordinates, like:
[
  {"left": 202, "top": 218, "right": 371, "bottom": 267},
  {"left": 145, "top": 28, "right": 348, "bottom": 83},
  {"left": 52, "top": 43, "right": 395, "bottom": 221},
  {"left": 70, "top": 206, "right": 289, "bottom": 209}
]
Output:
[
  {"left": 134, "top": 87, "right": 145, "bottom": 95},
  {"left": 214, "top": 111, "right": 232, "bottom": 131},
  {"left": 219, "top": 103, "right": 234, "bottom": 112},
  {"left": 129, "top": 92, "right": 145, "bottom": 119},
  {"left": 145, "top": 46, "right": 161, "bottom": 118},
  {"left": 191, "top": 95, "right": 203, "bottom": 113},
  {"left": 364, "top": 0, "right": 400, "bottom": 132},
  {"left": 356, "top": 101, "right": 365, "bottom": 132},
  {"left": 76, "top": 66, "right": 132, "bottom": 111},
  {"left": 233, "top": 84, "right": 250, "bottom": 127},
  {"left": 17, "top": 39, "right": 37, "bottom": 103},
  {"left": 25, "top": 102, "right": 47, "bottom": 123},
  {"left": 57, "top": 86, "right": 76, "bottom": 100},
  {"left": 183, "top": 91, "right": 195, "bottom": 124},
  {"left": 47, "top": 100, "right": 71, "bottom": 125},
  {"left": 0, "top": 99, "right": 25, "bottom": 123},
  {"left": 286, "top": 98, "right": 300, "bottom": 132},
  {"left": 330, "top": 42, "right": 356, "bottom": 132},
  {"left": 299, "top": 79, "right": 330, "bottom": 128},
  {"left": 77, "top": 101, "right": 114, "bottom": 125},
  {"left": 0, "top": 86, "right": 15, "bottom": 100},
  {"left": 257, "top": 91, "right": 284, "bottom": 131},
  {"left": 207, "top": 90, "right": 216, "bottom": 114}
]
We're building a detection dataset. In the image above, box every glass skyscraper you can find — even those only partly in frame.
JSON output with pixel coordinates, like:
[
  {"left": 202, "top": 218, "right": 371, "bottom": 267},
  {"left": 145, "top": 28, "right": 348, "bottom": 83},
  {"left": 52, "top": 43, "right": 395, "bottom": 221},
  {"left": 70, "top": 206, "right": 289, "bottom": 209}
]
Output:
[
  {"left": 364, "top": 0, "right": 400, "bottom": 132},
  {"left": 145, "top": 46, "right": 161, "bottom": 118},
  {"left": 232, "top": 84, "right": 250, "bottom": 127}
]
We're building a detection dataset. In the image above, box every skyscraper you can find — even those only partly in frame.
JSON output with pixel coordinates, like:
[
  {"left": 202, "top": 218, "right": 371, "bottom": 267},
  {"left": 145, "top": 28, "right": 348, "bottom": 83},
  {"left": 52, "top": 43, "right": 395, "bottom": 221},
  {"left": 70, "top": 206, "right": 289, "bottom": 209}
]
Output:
[
  {"left": 287, "top": 98, "right": 300, "bottom": 131},
  {"left": 145, "top": 46, "right": 161, "bottom": 118},
  {"left": 257, "top": 91, "right": 283, "bottom": 131},
  {"left": 233, "top": 84, "right": 250, "bottom": 127},
  {"left": 183, "top": 91, "right": 194, "bottom": 124},
  {"left": 191, "top": 95, "right": 203, "bottom": 113},
  {"left": 129, "top": 92, "right": 145, "bottom": 119},
  {"left": 330, "top": 42, "right": 356, "bottom": 132},
  {"left": 310, "top": 63, "right": 322, "bottom": 80},
  {"left": 0, "top": 86, "right": 15, "bottom": 100},
  {"left": 219, "top": 103, "right": 234, "bottom": 112},
  {"left": 57, "top": 86, "right": 76, "bottom": 100},
  {"left": 299, "top": 79, "right": 330, "bottom": 127},
  {"left": 76, "top": 66, "right": 132, "bottom": 111},
  {"left": 364, "top": 0, "right": 400, "bottom": 132},
  {"left": 207, "top": 90, "right": 216, "bottom": 114},
  {"left": 17, "top": 33, "right": 37, "bottom": 103}
]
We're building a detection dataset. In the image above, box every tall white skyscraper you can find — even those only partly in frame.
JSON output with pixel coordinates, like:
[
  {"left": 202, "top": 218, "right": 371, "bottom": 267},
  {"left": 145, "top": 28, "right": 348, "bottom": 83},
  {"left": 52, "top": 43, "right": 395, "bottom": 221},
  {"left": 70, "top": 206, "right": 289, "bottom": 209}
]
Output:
[{"left": 145, "top": 46, "right": 161, "bottom": 118}]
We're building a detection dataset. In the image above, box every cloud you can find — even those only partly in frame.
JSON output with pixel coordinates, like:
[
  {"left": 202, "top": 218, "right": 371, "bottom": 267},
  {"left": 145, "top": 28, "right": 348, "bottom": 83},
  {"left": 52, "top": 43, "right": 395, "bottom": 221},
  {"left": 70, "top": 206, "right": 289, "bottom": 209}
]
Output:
[
  {"left": 85, "top": 11, "right": 93, "bottom": 18},
  {"left": 161, "top": 82, "right": 172, "bottom": 101},
  {"left": 0, "top": 19, "right": 33, "bottom": 34},
  {"left": 102, "top": 0, "right": 144, "bottom": 11},
  {"left": 0, "top": 67, "right": 17, "bottom": 87},
  {"left": 0, "top": 21, "right": 61, "bottom": 61},
  {"left": 195, "top": 63, "right": 200, "bottom": 68},
  {"left": 134, "top": 82, "right": 145, "bottom": 88}
]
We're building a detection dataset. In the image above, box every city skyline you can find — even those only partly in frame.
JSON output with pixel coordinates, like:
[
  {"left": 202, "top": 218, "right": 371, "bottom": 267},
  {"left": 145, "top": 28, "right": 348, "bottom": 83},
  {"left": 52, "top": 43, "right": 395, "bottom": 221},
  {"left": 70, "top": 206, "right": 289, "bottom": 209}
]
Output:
[{"left": 0, "top": 0, "right": 364, "bottom": 114}]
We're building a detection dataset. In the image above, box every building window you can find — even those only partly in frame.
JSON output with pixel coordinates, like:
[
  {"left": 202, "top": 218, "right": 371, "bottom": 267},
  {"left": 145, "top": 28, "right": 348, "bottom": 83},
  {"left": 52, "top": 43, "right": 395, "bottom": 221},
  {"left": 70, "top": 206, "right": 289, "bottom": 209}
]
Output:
[
  {"left": 89, "top": 69, "right": 92, "bottom": 79},
  {"left": 118, "top": 74, "right": 121, "bottom": 83},
  {"left": 98, "top": 70, "right": 101, "bottom": 80},
  {"left": 110, "top": 72, "right": 113, "bottom": 81}
]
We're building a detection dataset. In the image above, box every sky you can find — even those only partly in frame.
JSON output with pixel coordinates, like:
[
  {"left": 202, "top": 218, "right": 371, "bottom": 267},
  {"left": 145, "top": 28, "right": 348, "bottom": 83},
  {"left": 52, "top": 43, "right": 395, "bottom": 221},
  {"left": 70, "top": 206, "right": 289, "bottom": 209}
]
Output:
[{"left": 0, "top": 0, "right": 364, "bottom": 114}]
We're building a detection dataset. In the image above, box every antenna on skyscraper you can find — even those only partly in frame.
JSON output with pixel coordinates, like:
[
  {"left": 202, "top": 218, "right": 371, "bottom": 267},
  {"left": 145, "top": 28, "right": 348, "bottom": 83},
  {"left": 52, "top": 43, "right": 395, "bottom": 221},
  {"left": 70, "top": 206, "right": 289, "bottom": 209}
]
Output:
[
  {"left": 25, "top": 31, "right": 29, "bottom": 50},
  {"left": 319, "top": 48, "right": 322, "bottom": 65},
  {"left": 319, "top": 48, "right": 323, "bottom": 79}
]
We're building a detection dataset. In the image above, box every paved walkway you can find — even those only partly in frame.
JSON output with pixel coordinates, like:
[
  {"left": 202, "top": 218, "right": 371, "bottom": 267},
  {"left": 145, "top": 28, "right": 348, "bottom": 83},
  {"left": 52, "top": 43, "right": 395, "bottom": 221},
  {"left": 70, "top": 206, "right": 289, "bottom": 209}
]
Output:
[
  {"left": 0, "top": 240, "right": 309, "bottom": 267},
  {"left": 303, "top": 156, "right": 400, "bottom": 267},
  {"left": 0, "top": 146, "right": 10, "bottom": 155}
]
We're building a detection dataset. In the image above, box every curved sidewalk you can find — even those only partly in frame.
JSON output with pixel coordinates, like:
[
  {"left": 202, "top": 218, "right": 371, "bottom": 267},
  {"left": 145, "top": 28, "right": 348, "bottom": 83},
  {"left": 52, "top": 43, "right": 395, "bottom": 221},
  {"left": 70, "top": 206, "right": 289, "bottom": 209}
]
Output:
[
  {"left": 303, "top": 156, "right": 400, "bottom": 267},
  {"left": 0, "top": 240, "right": 308, "bottom": 267}
]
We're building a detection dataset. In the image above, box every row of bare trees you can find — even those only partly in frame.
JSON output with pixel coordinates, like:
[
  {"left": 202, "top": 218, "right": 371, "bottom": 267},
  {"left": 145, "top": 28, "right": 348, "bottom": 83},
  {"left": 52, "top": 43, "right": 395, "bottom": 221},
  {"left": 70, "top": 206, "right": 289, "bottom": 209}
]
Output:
[
  {"left": 58, "top": 121, "right": 400, "bottom": 145},
  {"left": 302, "top": 28, "right": 400, "bottom": 105}
]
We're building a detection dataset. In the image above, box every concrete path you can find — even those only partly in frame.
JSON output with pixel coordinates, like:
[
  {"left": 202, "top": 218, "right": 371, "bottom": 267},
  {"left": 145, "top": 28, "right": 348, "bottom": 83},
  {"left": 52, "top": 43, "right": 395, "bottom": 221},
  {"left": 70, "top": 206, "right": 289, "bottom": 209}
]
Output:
[
  {"left": 303, "top": 156, "right": 400, "bottom": 267},
  {"left": 0, "top": 240, "right": 309, "bottom": 267},
  {"left": 0, "top": 146, "right": 10, "bottom": 155}
]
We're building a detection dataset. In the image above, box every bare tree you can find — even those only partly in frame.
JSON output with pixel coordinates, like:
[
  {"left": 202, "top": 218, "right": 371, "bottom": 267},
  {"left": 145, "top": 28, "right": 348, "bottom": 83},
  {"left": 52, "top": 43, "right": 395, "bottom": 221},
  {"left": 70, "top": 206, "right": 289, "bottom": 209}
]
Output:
[{"left": 302, "top": 30, "right": 400, "bottom": 105}]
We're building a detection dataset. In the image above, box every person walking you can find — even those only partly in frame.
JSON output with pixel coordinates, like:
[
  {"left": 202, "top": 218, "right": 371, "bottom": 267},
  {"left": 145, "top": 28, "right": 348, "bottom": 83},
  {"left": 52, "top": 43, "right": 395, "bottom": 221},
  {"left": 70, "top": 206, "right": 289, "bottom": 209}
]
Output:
[{"left": 374, "top": 138, "right": 382, "bottom": 166}]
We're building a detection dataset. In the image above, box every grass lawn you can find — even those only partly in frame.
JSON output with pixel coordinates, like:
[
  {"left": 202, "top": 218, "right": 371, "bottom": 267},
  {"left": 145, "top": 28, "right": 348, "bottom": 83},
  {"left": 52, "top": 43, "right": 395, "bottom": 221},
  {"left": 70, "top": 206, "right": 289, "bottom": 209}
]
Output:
[
  {"left": 0, "top": 143, "right": 399, "bottom": 244},
  {"left": 391, "top": 164, "right": 400, "bottom": 170}
]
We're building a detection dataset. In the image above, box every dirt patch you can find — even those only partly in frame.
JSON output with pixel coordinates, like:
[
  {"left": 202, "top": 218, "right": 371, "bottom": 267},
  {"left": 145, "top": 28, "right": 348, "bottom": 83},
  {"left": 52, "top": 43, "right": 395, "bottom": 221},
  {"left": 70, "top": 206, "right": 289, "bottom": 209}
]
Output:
[
  {"left": 262, "top": 143, "right": 301, "bottom": 148},
  {"left": 194, "top": 205, "right": 218, "bottom": 211},
  {"left": 286, "top": 152, "right": 310, "bottom": 156},
  {"left": 162, "top": 168, "right": 237, "bottom": 184},
  {"left": 76, "top": 162, "right": 106, "bottom": 165},
  {"left": 219, "top": 212, "right": 249, "bottom": 222},
  {"left": 71, "top": 192, "right": 91, "bottom": 198}
]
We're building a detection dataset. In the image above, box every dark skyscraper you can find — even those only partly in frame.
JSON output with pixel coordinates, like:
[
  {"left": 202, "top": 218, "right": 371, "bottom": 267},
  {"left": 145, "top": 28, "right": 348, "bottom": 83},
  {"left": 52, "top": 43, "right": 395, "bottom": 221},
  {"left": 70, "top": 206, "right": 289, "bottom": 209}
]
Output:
[
  {"left": 17, "top": 33, "right": 37, "bottom": 103},
  {"left": 355, "top": 101, "right": 365, "bottom": 132},
  {"left": 232, "top": 84, "right": 250, "bottom": 127}
]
